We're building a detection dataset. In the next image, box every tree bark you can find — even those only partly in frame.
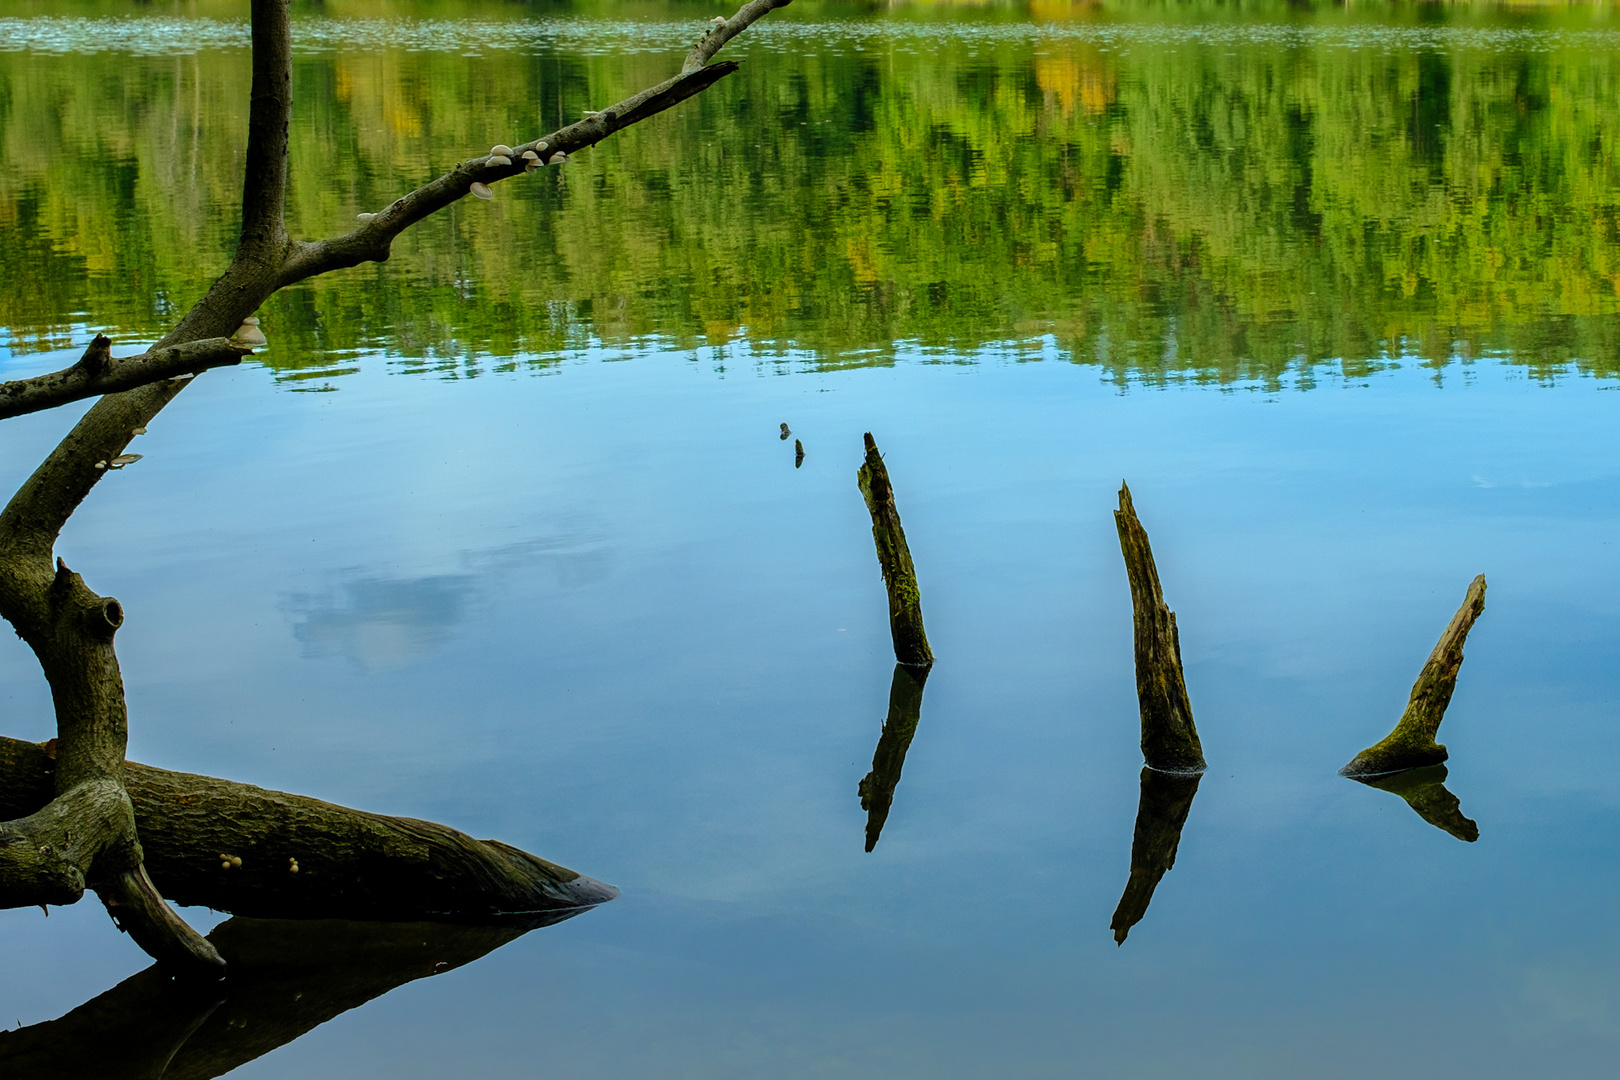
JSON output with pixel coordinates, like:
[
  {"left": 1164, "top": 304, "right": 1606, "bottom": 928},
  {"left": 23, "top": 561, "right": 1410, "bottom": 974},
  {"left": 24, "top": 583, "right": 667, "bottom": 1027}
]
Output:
[
  {"left": 0, "top": 336, "right": 247, "bottom": 420},
  {"left": 1340, "top": 575, "right": 1486, "bottom": 778},
  {"left": 1114, "top": 483, "right": 1206, "bottom": 775},
  {"left": 857, "top": 663, "right": 930, "bottom": 852},
  {"left": 1110, "top": 766, "right": 1202, "bottom": 945},
  {"left": 0, "top": 736, "right": 615, "bottom": 919},
  {"left": 857, "top": 433, "right": 933, "bottom": 668}
]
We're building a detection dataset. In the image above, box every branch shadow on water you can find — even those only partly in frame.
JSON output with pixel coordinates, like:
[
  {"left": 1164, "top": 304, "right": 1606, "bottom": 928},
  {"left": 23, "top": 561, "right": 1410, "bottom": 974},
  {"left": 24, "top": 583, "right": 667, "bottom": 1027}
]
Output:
[
  {"left": 858, "top": 663, "right": 930, "bottom": 853},
  {"left": 1110, "top": 766, "right": 1203, "bottom": 946},
  {"left": 1349, "top": 763, "right": 1478, "bottom": 843},
  {"left": 0, "top": 912, "right": 573, "bottom": 1080}
]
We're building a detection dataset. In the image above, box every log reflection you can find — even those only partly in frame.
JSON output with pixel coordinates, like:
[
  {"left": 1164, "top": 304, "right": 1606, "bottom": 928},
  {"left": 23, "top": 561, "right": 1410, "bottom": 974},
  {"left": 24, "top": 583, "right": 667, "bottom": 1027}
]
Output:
[
  {"left": 1350, "top": 763, "right": 1478, "bottom": 842},
  {"left": 1110, "top": 767, "right": 1202, "bottom": 945},
  {"left": 0, "top": 913, "right": 571, "bottom": 1079},
  {"left": 858, "top": 663, "right": 930, "bottom": 852}
]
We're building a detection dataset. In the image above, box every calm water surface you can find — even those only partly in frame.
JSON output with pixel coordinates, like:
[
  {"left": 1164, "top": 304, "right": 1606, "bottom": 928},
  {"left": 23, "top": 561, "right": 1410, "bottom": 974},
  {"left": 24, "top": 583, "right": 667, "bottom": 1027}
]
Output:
[{"left": 2, "top": 3, "right": 1620, "bottom": 1078}]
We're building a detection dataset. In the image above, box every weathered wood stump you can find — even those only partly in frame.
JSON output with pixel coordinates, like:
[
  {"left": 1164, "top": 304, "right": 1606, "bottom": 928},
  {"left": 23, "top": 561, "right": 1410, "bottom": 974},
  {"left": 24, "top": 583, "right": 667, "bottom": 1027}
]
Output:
[
  {"left": 857, "top": 663, "right": 930, "bottom": 852},
  {"left": 1114, "top": 483, "right": 1206, "bottom": 775},
  {"left": 1110, "top": 766, "right": 1202, "bottom": 945},
  {"left": 1340, "top": 575, "right": 1486, "bottom": 778},
  {"left": 1354, "top": 763, "right": 1478, "bottom": 842},
  {"left": 0, "top": 736, "right": 615, "bottom": 920},
  {"left": 858, "top": 433, "right": 933, "bottom": 668}
]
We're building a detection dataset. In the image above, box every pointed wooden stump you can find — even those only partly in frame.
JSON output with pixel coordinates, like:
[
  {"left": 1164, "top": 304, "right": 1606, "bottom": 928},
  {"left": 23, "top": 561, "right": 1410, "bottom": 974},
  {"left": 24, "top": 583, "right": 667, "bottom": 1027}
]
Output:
[
  {"left": 858, "top": 433, "right": 933, "bottom": 668},
  {"left": 1114, "top": 483, "right": 1206, "bottom": 775},
  {"left": 1340, "top": 575, "right": 1486, "bottom": 778}
]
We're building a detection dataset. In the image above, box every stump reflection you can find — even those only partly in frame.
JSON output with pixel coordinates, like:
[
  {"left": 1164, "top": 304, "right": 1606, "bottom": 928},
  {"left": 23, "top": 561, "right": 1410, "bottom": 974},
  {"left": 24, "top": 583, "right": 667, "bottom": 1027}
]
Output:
[
  {"left": 858, "top": 663, "right": 930, "bottom": 852},
  {"left": 1351, "top": 763, "right": 1479, "bottom": 842},
  {"left": 1110, "top": 766, "right": 1203, "bottom": 945},
  {"left": 0, "top": 912, "right": 578, "bottom": 1079}
]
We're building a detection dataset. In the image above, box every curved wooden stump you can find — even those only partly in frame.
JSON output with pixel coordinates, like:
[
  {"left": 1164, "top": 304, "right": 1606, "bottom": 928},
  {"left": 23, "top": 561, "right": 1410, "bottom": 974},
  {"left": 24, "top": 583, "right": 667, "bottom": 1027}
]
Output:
[
  {"left": 1114, "top": 484, "right": 1206, "bottom": 775},
  {"left": 0, "top": 914, "right": 563, "bottom": 1080},
  {"left": 858, "top": 433, "right": 934, "bottom": 668},
  {"left": 857, "top": 664, "right": 930, "bottom": 852},
  {"left": 1340, "top": 575, "right": 1486, "bottom": 778},
  {"left": 0, "top": 736, "right": 615, "bottom": 919},
  {"left": 1110, "top": 766, "right": 1202, "bottom": 945}
]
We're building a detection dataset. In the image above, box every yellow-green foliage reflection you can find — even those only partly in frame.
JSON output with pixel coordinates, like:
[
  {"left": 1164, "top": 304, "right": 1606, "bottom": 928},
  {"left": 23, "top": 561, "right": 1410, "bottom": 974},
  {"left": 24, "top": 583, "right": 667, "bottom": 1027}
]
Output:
[{"left": 2, "top": 8, "right": 1618, "bottom": 385}]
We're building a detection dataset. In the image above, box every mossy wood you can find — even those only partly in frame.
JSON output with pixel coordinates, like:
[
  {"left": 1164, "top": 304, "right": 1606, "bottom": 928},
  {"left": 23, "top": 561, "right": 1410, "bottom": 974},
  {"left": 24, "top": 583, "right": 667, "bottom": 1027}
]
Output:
[
  {"left": 0, "top": 915, "right": 567, "bottom": 1080},
  {"left": 1355, "top": 764, "right": 1478, "bottom": 842},
  {"left": 858, "top": 663, "right": 930, "bottom": 852},
  {"left": 1110, "top": 767, "right": 1202, "bottom": 945},
  {"left": 857, "top": 433, "right": 933, "bottom": 667},
  {"left": 1114, "top": 483, "right": 1206, "bottom": 775},
  {"left": 1340, "top": 574, "right": 1486, "bottom": 778},
  {"left": 0, "top": 736, "right": 615, "bottom": 919}
]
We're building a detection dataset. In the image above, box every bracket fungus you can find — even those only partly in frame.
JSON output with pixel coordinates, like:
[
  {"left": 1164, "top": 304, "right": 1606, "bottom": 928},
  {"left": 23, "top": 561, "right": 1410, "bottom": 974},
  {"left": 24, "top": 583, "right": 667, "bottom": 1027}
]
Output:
[
  {"left": 489, "top": 144, "right": 514, "bottom": 158},
  {"left": 469, "top": 181, "right": 493, "bottom": 200},
  {"left": 232, "top": 316, "right": 268, "bottom": 347}
]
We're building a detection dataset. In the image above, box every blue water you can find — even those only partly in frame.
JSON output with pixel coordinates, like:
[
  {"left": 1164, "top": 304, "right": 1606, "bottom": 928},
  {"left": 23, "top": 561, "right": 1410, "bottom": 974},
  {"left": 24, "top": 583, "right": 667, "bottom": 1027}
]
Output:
[{"left": 3, "top": 336, "right": 1619, "bottom": 1076}]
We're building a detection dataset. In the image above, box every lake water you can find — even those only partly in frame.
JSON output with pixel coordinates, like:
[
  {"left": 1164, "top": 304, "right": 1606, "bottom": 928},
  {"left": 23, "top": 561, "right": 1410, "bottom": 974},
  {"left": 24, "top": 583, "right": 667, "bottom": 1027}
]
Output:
[{"left": 3, "top": 2, "right": 1620, "bottom": 1077}]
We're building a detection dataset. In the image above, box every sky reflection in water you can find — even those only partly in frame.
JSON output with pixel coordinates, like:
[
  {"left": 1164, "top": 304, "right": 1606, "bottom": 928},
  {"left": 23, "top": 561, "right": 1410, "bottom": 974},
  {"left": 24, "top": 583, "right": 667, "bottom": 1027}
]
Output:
[{"left": 2, "top": 4, "right": 1620, "bottom": 1078}]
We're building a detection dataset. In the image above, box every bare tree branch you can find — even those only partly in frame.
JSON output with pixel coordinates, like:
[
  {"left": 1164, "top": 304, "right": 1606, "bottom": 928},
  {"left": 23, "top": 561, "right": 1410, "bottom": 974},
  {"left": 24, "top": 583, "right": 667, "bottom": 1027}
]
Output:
[
  {"left": 0, "top": 336, "right": 248, "bottom": 421},
  {"left": 276, "top": 60, "right": 742, "bottom": 286},
  {"left": 683, "top": 0, "right": 795, "bottom": 73}
]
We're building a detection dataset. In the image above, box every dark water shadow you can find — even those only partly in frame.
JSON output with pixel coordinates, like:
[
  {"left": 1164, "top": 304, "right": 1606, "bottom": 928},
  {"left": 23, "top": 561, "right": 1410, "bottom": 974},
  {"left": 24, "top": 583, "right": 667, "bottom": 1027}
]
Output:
[
  {"left": 1349, "top": 763, "right": 1478, "bottom": 842},
  {"left": 1111, "top": 766, "right": 1203, "bottom": 945},
  {"left": 0, "top": 912, "right": 573, "bottom": 1079},
  {"left": 858, "top": 663, "right": 930, "bottom": 852}
]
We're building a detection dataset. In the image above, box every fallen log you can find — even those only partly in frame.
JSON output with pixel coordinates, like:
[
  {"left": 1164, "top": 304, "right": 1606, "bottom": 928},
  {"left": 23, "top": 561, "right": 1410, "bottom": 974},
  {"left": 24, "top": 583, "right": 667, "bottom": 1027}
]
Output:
[
  {"left": 858, "top": 433, "right": 934, "bottom": 668},
  {"left": 0, "top": 736, "right": 615, "bottom": 919},
  {"left": 1110, "top": 766, "right": 1202, "bottom": 945},
  {"left": 1340, "top": 575, "right": 1486, "bottom": 778},
  {"left": 1114, "top": 483, "right": 1206, "bottom": 775},
  {"left": 857, "top": 663, "right": 930, "bottom": 852}
]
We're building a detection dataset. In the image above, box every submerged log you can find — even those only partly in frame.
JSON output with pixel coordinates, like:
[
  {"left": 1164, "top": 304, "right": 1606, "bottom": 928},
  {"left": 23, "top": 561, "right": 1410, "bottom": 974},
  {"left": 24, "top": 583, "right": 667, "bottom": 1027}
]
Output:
[
  {"left": 857, "top": 663, "right": 930, "bottom": 852},
  {"left": 1354, "top": 763, "right": 1478, "bottom": 842},
  {"left": 857, "top": 433, "right": 933, "bottom": 668},
  {"left": 1114, "top": 483, "right": 1206, "bottom": 775},
  {"left": 1340, "top": 575, "right": 1486, "bottom": 778},
  {"left": 0, "top": 736, "right": 615, "bottom": 919},
  {"left": 0, "top": 914, "right": 561, "bottom": 1080},
  {"left": 1110, "top": 767, "right": 1202, "bottom": 945}
]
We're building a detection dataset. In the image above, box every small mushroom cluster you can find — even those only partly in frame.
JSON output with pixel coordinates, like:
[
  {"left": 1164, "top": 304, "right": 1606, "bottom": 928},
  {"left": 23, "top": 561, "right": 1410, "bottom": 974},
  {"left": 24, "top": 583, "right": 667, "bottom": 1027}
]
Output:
[{"left": 219, "top": 852, "right": 243, "bottom": 871}]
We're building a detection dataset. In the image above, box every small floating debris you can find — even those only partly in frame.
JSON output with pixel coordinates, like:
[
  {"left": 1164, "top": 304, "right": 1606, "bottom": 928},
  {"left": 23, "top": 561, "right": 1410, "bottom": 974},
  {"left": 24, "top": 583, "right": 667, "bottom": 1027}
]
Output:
[
  {"left": 779, "top": 423, "right": 791, "bottom": 440},
  {"left": 795, "top": 439, "right": 804, "bottom": 468},
  {"left": 469, "top": 181, "right": 493, "bottom": 200}
]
